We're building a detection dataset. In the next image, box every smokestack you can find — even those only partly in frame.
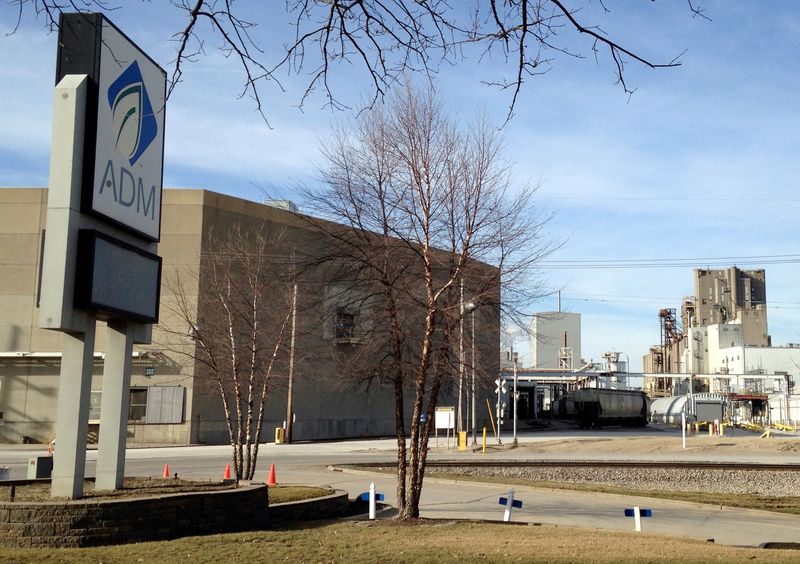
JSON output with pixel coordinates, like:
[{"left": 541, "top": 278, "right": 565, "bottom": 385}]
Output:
[{"left": 557, "top": 290, "right": 561, "bottom": 313}]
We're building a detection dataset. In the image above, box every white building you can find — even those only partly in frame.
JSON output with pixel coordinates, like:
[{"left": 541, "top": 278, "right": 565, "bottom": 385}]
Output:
[
  {"left": 680, "top": 321, "right": 800, "bottom": 423},
  {"left": 683, "top": 322, "right": 800, "bottom": 390},
  {"left": 530, "top": 312, "right": 581, "bottom": 370}
]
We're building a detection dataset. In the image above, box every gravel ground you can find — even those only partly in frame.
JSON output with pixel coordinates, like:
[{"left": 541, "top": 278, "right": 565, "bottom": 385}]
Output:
[{"left": 434, "top": 466, "right": 800, "bottom": 497}]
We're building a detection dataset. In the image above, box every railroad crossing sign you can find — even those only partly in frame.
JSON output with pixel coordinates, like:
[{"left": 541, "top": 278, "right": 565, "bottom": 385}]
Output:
[{"left": 494, "top": 378, "right": 507, "bottom": 395}]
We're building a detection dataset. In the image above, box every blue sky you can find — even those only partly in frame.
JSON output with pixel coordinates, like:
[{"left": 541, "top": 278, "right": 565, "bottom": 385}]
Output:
[{"left": 2, "top": 2, "right": 799, "bottom": 369}]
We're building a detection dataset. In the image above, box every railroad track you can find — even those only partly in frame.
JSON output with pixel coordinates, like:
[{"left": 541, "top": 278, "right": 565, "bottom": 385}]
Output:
[{"left": 345, "top": 460, "right": 800, "bottom": 472}]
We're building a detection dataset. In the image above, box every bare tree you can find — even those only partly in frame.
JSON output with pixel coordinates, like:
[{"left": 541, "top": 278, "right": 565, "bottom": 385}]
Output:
[
  {"left": 159, "top": 223, "right": 292, "bottom": 480},
  {"left": 13, "top": 1, "right": 707, "bottom": 122},
  {"left": 304, "top": 83, "right": 553, "bottom": 518}
]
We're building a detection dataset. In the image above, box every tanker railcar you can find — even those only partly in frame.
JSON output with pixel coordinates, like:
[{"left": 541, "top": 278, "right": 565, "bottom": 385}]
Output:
[{"left": 573, "top": 389, "right": 649, "bottom": 429}]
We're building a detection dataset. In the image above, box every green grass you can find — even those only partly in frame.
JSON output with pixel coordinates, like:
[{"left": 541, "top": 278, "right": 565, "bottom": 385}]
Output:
[
  {"left": 268, "top": 485, "right": 332, "bottom": 504},
  {"left": 0, "top": 520, "right": 795, "bottom": 563}
]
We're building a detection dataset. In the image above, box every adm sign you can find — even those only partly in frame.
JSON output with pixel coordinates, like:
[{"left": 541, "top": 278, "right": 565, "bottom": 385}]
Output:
[
  {"left": 40, "top": 14, "right": 166, "bottom": 499},
  {"left": 57, "top": 13, "right": 166, "bottom": 241}
]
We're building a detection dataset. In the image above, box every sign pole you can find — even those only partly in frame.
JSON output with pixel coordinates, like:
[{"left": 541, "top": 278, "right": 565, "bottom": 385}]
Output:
[
  {"left": 369, "top": 482, "right": 376, "bottom": 520},
  {"left": 51, "top": 320, "right": 96, "bottom": 498},
  {"left": 45, "top": 73, "right": 98, "bottom": 500},
  {"left": 40, "top": 14, "right": 166, "bottom": 499},
  {"left": 503, "top": 489, "right": 515, "bottom": 522},
  {"left": 96, "top": 320, "right": 135, "bottom": 490}
]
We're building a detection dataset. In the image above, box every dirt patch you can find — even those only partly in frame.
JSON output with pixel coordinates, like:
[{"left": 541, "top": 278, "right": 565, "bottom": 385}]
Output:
[{"left": 518, "top": 434, "right": 800, "bottom": 457}]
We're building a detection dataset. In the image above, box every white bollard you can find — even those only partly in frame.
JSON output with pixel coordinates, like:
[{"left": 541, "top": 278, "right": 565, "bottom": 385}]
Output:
[
  {"left": 503, "top": 489, "right": 515, "bottom": 522},
  {"left": 633, "top": 505, "right": 642, "bottom": 532},
  {"left": 681, "top": 412, "right": 686, "bottom": 449},
  {"left": 369, "top": 481, "right": 376, "bottom": 520}
]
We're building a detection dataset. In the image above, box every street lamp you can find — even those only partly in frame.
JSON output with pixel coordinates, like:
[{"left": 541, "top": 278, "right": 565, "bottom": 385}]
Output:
[
  {"left": 470, "top": 306, "right": 477, "bottom": 445},
  {"left": 512, "top": 350, "right": 519, "bottom": 446},
  {"left": 457, "top": 283, "right": 476, "bottom": 435}
]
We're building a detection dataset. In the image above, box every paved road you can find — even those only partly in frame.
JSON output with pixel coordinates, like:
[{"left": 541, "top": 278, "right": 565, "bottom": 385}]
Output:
[
  {"left": 2, "top": 428, "right": 800, "bottom": 547},
  {"left": 267, "top": 464, "right": 800, "bottom": 547}
]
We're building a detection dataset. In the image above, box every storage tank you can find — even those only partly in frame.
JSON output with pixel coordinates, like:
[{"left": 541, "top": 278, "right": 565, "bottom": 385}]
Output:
[{"left": 649, "top": 396, "right": 688, "bottom": 425}]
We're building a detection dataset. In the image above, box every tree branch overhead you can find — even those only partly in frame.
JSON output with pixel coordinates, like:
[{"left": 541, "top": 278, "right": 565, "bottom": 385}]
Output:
[{"left": 14, "top": 1, "right": 703, "bottom": 122}]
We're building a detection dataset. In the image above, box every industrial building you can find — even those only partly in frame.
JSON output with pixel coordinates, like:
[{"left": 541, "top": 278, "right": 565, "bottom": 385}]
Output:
[
  {"left": 529, "top": 309, "right": 582, "bottom": 370},
  {"left": 0, "top": 188, "right": 500, "bottom": 445},
  {"left": 643, "top": 266, "right": 799, "bottom": 425},
  {"left": 492, "top": 302, "right": 632, "bottom": 427}
]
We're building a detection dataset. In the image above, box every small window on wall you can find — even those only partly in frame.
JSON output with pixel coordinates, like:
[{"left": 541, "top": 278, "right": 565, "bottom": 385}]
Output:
[
  {"left": 128, "top": 386, "right": 185, "bottom": 424},
  {"left": 129, "top": 388, "right": 148, "bottom": 422},
  {"left": 334, "top": 309, "right": 356, "bottom": 339}
]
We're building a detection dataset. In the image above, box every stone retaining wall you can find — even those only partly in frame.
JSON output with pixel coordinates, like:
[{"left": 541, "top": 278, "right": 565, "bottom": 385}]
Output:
[
  {"left": 268, "top": 490, "right": 349, "bottom": 527},
  {"left": 0, "top": 484, "right": 269, "bottom": 548}
]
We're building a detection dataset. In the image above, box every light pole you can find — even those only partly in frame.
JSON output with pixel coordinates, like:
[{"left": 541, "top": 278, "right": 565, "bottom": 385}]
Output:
[
  {"left": 285, "top": 280, "right": 297, "bottom": 443},
  {"left": 457, "top": 280, "right": 475, "bottom": 435},
  {"left": 470, "top": 307, "right": 477, "bottom": 445},
  {"left": 458, "top": 281, "right": 464, "bottom": 434},
  {"left": 512, "top": 350, "right": 519, "bottom": 446}
]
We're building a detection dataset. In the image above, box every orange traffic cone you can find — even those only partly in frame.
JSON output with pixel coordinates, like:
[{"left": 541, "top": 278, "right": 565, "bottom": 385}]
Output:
[
  {"left": 224, "top": 463, "right": 231, "bottom": 480},
  {"left": 266, "top": 463, "right": 277, "bottom": 486},
  {"left": 163, "top": 463, "right": 170, "bottom": 478}
]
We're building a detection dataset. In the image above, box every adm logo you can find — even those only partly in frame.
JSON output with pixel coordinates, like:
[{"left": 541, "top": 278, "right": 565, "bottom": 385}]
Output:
[
  {"left": 107, "top": 60, "right": 158, "bottom": 165},
  {"left": 97, "top": 60, "right": 160, "bottom": 226}
]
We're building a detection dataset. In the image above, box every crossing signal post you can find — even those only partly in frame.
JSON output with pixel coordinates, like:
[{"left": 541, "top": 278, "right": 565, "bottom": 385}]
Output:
[{"left": 494, "top": 377, "right": 507, "bottom": 444}]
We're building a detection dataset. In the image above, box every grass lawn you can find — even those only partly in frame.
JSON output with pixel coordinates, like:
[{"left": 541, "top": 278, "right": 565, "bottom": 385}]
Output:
[
  {"left": 268, "top": 485, "right": 332, "bottom": 504},
  {"left": 0, "top": 520, "right": 796, "bottom": 563},
  {"left": 0, "top": 481, "right": 331, "bottom": 504}
]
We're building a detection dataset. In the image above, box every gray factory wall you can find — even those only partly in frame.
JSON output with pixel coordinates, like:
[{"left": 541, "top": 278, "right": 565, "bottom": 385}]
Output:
[
  {"left": 189, "top": 363, "right": 460, "bottom": 444},
  {"left": 0, "top": 188, "right": 500, "bottom": 445}
]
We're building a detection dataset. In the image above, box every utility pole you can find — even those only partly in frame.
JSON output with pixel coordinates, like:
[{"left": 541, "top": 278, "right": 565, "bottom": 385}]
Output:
[
  {"left": 285, "top": 278, "right": 297, "bottom": 443},
  {"left": 458, "top": 279, "right": 464, "bottom": 434},
  {"left": 512, "top": 350, "right": 518, "bottom": 446},
  {"left": 471, "top": 309, "right": 477, "bottom": 445}
]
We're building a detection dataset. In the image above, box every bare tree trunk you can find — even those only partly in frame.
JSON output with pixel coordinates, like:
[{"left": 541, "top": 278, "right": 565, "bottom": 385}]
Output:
[
  {"left": 158, "top": 224, "right": 293, "bottom": 482},
  {"left": 403, "top": 304, "right": 437, "bottom": 519},
  {"left": 307, "top": 83, "right": 552, "bottom": 520},
  {"left": 408, "top": 313, "right": 455, "bottom": 513}
]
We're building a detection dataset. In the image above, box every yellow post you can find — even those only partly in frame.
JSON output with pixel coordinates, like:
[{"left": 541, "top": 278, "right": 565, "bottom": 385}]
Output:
[
  {"left": 486, "top": 399, "right": 497, "bottom": 436},
  {"left": 458, "top": 431, "right": 467, "bottom": 451},
  {"left": 482, "top": 426, "right": 487, "bottom": 453}
]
